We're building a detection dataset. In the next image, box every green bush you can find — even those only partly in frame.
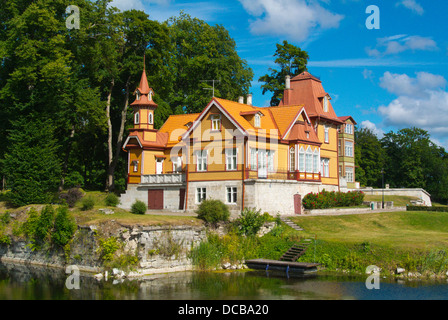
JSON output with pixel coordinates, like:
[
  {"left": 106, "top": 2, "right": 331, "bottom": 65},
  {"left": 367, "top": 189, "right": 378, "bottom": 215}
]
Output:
[
  {"left": 195, "top": 199, "right": 230, "bottom": 225},
  {"left": 81, "top": 196, "right": 95, "bottom": 211},
  {"left": 52, "top": 206, "right": 77, "bottom": 247},
  {"left": 303, "top": 190, "right": 365, "bottom": 209},
  {"left": 59, "top": 188, "right": 84, "bottom": 208},
  {"left": 407, "top": 205, "right": 448, "bottom": 212},
  {"left": 234, "top": 208, "right": 267, "bottom": 236},
  {"left": 34, "top": 205, "right": 55, "bottom": 243},
  {"left": 105, "top": 193, "right": 120, "bottom": 207},
  {"left": 131, "top": 200, "right": 147, "bottom": 215}
]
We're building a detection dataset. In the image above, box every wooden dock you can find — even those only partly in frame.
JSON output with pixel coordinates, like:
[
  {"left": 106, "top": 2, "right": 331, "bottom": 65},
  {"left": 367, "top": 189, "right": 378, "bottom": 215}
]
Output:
[{"left": 245, "top": 259, "right": 320, "bottom": 274}]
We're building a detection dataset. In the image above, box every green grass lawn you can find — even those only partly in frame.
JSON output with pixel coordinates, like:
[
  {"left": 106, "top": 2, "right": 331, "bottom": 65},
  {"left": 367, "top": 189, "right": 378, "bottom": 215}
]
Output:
[
  {"left": 363, "top": 194, "right": 419, "bottom": 206},
  {"left": 291, "top": 211, "right": 448, "bottom": 251}
]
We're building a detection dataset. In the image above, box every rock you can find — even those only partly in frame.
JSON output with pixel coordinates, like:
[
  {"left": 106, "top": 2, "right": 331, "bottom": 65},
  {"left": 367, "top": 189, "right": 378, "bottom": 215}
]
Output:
[
  {"left": 222, "top": 262, "right": 231, "bottom": 269},
  {"left": 99, "top": 208, "right": 114, "bottom": 215},
  {"left": 396, "top": 267, "right": 405, "bottom": 274},
  {"left": 93, "top": 273, "right": 103, "bottom": 281}
]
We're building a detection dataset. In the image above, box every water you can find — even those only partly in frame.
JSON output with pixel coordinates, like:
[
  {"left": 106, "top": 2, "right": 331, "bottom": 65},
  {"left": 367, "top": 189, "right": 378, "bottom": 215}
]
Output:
[{"left": 1, "top": 262, "right": 448, "bottom": 300}]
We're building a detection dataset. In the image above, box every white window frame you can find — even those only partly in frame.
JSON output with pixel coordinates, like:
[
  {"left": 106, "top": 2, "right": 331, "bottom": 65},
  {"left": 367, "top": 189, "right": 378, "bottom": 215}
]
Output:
[
  {"left": 289, "top": 147, "right": 295, "bottom": 172},
  {"left": 172, "top": 156, "right": 182, "bottom": 173},
  {"left": 313, "top": 149, "right": 320, "bottom": 173},
  {"left": 345, "top": 141, "right": 353, "bottom": 157},
  {"left": 196, "top": 187, "right": 206, "bottom": 203},
  {"left": 226, "top": 186, "right": 237, "bottom": 204},
  {"left": 267, "top": 150, "right": 275, "bottom": 172},
  {"left": 134, "top": 112, "right": 140, "bottom": 125},
  {"left": 148, "top": 112, "right": 153, "bottom": 125},
  {"left": 345, "top": 123, "right": 353, "bottom": 134},
  {"left": 305, "top": 147, "right": 313, "bottom": 173},
  {"left": 323, "top": 96, "right": 328, "bottom": 112},
  {"left": 250, "top": 148, "right": 257, "bottom": 170},
  {"left": 254, "top": 114, "right": 261, "bottom": 127},
  {"left": 324, "top": 125, "right": 329, "bottom": 143},
  {"left": 226, "top": 148, "right": 238, "bottom": 171},
  {"left": 195, "top": 150, "right": 207, "bottom": 172},
  {"left": 299, "top": 147, "right": 305, "bottom": 172},
  {"left": 321, "top": 158, "right": 330, "bottom": 178},
  {"left": 132, "top": 160, "right": 138, "bottom": 172},
  {"left": 346, "top": 167, "right": 354, "bottom": 182},
  {"left": 211, "top": 114, "right": 221, "bottom": 131}
]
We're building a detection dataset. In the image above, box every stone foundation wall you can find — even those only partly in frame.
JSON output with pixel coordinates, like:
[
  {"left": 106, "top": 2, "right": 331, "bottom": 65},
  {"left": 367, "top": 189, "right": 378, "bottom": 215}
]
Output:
[{"left": 0, "top": 222, "right": 206, "bottom": 276}]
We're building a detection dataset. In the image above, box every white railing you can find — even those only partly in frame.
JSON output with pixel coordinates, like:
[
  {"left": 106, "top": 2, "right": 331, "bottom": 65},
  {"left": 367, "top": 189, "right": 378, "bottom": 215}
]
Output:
[{"left": 140, "top": 173, "right": 185, "bottom": 185}]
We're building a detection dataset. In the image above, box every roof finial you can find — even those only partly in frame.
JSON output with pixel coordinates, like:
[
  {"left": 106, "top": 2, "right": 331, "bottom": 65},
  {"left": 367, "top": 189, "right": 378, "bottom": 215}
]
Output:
[{"left": 143, "top": 54, "right": 146, "bottom": 71}]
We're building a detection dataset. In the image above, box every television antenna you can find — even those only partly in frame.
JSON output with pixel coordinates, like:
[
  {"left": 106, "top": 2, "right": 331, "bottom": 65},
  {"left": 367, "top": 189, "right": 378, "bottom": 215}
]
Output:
[{"left": 201, "top": 79, "right": 220, "bottom": 97}]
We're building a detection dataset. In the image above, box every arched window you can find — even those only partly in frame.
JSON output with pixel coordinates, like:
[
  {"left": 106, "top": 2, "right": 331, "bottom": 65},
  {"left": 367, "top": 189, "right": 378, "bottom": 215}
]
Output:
[
  {"left": 134, "top": 112, "right": 140, "bottom": 124},
  {"left": 289, "top": 147, "right": 295, "bottom": 172},
  {"left": 299, "top": 147, "right": 305, "bottom": 172},
  {"left": 313, "top": 149, "right": 320, "bottom": 173},
  {"left": 136, "top": 90, "right": 141, "bottom": 101},
  {"left": 148, "top": 112, "right": 153, "bottom": 125},
  {"left": 306, "top": 146, "right": 313, "bottom": 173}
]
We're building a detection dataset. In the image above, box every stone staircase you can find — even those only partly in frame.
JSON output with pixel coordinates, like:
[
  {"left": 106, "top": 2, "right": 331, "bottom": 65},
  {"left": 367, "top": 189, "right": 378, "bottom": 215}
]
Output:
[
  {"left": 280, "top": 216, "right": 304, "bottom": 231},
  {"left": 279, "top": 239, "right": 312, "bottom": 262}
]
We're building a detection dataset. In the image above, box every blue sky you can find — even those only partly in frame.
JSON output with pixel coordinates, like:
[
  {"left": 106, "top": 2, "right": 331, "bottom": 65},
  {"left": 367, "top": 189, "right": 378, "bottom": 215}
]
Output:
[{"left": 111, "top": 0, "right": 448, "bottom": 148}]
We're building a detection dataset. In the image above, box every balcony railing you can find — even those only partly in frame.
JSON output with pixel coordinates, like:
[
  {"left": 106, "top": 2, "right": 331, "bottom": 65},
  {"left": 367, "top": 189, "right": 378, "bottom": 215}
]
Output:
[{"left": 140, "top": 173, "right": 185, "bottom": 185}]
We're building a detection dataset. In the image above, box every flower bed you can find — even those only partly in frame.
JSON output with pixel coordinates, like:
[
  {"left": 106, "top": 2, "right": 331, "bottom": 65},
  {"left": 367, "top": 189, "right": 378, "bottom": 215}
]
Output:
[{"left": 303, "top": 190, "right": 365, "bottom": 209}]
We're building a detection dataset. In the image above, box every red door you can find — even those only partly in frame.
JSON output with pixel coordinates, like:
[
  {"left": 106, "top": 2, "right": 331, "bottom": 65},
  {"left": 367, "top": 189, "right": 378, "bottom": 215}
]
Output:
[
  {"left": 179, "top": 188, "right": 185, "bottom": 210},
  {"left": 294, "top": 194, "right": 302, "bottom": 215},
  {"left": 148, "top": 189, "right": 164, "bottom": 210}
]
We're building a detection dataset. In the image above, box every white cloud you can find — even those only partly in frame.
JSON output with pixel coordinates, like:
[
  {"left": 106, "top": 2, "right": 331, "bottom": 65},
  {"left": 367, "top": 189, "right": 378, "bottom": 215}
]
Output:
[
  {"left": 377, "top": 72, "right": 448, "bottom": 141},
  {"left": 379, "top": 71, "right": 446, "bottom": 98},
  {"left": 360, "top": 120, "right": 384, "bottom": 138},
  {"left": 238, "top": 0, "right": 344, "bottom": 41},
  {"left": 367, "top": 35, "right": 437, "bottom": 57},
  {"left": 397, "top": 0, "right": 424, "bottom": 15}
]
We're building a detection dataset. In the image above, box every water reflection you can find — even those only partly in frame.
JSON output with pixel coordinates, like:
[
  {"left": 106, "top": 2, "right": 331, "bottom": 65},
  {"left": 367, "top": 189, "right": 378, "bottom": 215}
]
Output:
[{"left": 1, "top": 262, "right": 448, "bottom": 300}]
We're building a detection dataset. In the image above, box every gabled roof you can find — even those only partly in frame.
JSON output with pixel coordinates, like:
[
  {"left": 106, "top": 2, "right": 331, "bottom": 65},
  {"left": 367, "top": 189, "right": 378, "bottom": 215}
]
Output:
[
  {"left": 338, "top": 116, "right": 357, "bottom": 125},
  {"left": 279, "top": 71, "right": 343, "bottom": 124}
]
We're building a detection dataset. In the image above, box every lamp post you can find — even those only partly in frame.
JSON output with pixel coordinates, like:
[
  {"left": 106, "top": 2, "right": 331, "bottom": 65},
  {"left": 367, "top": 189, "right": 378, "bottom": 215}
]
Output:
[{"left": 381, "top": 169, "right": 384, "bottom": 209}]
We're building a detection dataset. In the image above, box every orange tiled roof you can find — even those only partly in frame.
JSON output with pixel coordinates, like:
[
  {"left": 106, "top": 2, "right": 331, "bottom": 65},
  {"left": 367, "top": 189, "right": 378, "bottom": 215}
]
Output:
[
  {"left": 126, "top": 130, "right": 169, "bottom": 149},
  {"left": 279, "top": 71, "right": 343, "bottom": 124},
  {"left": 338, "top": 116, "right": 357, "bottom": 125},
  {"left": 159, "top": 113, "right": 201, "bottom": 145}
]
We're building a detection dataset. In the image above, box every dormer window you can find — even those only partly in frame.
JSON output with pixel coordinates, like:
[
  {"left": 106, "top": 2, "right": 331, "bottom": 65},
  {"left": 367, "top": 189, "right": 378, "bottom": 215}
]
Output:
[
  {"left": 254, "top": 114, "right": 261, "bottom": 128},
  {"left": 134, "top": 112, "right": 140, "bottom": 124},
  {"left": 136, "top": 90, "right": 141, "bottom": 101},
  {"left": 148, "top": 112, "right": 153, "bottom": 125},
  {"left": 149, "top": 90, "right": 153, "bottom": 101},
  {"left": 323, "top": 95, "right": 328, "bottom": 112},
  {"left": 211, "top": 114, "right": 221, "bottom": 131}
]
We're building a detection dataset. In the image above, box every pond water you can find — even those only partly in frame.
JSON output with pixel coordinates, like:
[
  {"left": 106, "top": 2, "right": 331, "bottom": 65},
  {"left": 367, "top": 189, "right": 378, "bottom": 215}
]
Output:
[{"left": 1, "top": 262, "right": 447, "bottom": 300}]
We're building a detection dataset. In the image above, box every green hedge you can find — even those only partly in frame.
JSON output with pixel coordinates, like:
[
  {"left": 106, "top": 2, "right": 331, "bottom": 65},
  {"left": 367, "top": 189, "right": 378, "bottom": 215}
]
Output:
[
  {"left": 407, "top": 205, "right": 448, "bottom": 212},
  {"left": 303, "top": 190, "right": 365, "bottom": 209}
]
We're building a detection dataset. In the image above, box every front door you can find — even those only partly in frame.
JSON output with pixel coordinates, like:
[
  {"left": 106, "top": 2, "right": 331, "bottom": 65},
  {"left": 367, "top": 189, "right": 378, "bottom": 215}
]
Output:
[
  {"left": 148, "top": 189, "right": 164, "bottom": 210},
  {"left": 156, "top": 159, "right": 163, "bottom": 175},
  {"left": 258, "top": 150, "right": 267, "bottom": 178}
]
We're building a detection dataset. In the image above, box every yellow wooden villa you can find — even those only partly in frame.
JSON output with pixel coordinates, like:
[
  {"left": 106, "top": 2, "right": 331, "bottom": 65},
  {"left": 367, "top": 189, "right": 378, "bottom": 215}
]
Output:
[{"left": 119, "top": 67, "right": 356, "bottom": 216}]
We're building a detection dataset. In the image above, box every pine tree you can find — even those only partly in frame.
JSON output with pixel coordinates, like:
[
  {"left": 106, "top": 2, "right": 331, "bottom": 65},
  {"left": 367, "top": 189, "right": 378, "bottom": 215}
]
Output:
[{"left": 3, "top": 117, "right": 61, "bottom": 206}]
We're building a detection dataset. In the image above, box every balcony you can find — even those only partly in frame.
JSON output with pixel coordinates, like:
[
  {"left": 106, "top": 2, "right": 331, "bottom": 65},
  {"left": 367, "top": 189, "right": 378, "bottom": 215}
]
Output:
[{"left": 140, "top": 173, "right": 186, "bottom": 185}]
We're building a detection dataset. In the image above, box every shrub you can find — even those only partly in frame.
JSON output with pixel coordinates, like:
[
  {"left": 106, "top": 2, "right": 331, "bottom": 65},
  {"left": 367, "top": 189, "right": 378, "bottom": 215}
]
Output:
[
  {"left": 303, "top": 190, "right": 365, "bottom": 209},
  {"left": 81, "top": 196, "right": 95, "bottom": 211},
  {"left": 105, "top": 193, "right": 120, "bottom": 207},
  {"left": 195, "top": 199, "right": 230, "bottom": 225},
  {"left": 52, "top": 206, "right": 77, "bottom": 247},
  {"left": 131, "top": 200, "right": 147, "bottom": 215},
  {"left": 234, "top": 208, "right": 267, "bottom": 236},
  {"left": 97, "top": 236, "right": 121, "bottom": 262},
  {"left": 59, "top": 188, "right": 84, "bottom": 208},
  {"left": 34, "top": 205, "right": 55, "bottom": 243}
]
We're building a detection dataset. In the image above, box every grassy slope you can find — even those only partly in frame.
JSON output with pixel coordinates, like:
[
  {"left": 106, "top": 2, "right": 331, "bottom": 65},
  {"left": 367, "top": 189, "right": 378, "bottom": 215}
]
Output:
[{"left": 292, "top": 211, "right": 448, "bottom": 250}]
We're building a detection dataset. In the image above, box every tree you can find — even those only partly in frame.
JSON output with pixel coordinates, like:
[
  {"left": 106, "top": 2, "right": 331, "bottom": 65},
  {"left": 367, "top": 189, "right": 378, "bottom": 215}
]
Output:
[
  {"left": 166, "top": 13, "right": 254, "bottom": 114},
  {"left": 259, "top": 40, "right": 309, "bottom": 106},
  {"left": 355, "top": 127, "right": 386, "bottom": 187},
  {"left": 3, "top": 117, "right": 61, "bottom": 206}
]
